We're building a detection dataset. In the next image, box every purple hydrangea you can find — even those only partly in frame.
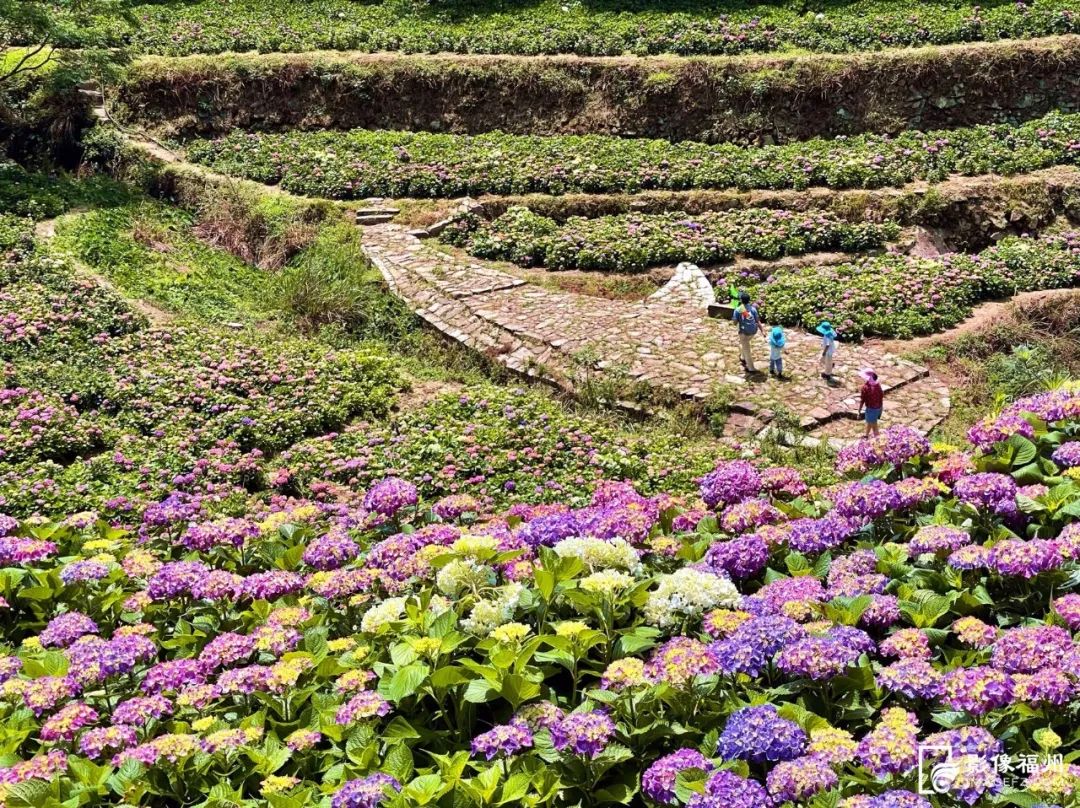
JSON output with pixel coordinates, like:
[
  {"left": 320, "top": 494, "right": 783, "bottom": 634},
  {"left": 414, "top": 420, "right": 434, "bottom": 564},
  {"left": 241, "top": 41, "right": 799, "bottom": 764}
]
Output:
[
  {"left": 685, "top": 770, "right": 769, "bottom": 808},
  {"left": 470, "top": 720, "right": 533, "bottom": 760},
  {"left": 877, "top": 659, "right": 943, "bottom": 699},
  {"left": 775, "top": 636, "right": 861, "bottom": 681},
  {"left": 989, "top": 539, "right": 1062, "bottom": 578},
  {"left": 704, "top": 534, "right": 768, "bottom": 579},
  {"left": 111, "top": 695, "right": 173, "bottom": 726},
  {"left": 363, "top": 477, "right": 418, "bottom": 517},
  {"left": 716, "top": 705, "right": 806, "bottom": 763},
  {"left": 178, "top": 518, "right": 259, "bottom": 552},
  {"left": 954, "top": 473, "right": 1017, "bottom": 513},
  {"left": 766, "top": 755, "right": 838, "bottom": 802},
  {"left": 785, "top": 515, "right": 861, "bottom": 554},
  {"left": 908, "top": 525, "right": 971, "bottom": 556},
  {"left": 835, "top": 425, "right": 930, "bottom": 475},
  {"left": 699, "top": 461, "right": 762, "bottom": 509},
  {"left": 830, "top": 480, "right": 901, "bottom": 520},
  {"left": 59, "top": 560, "right": 110, "bottom": 585},
  {"left": 65, "top": 634, "right": 156, "bottom": 686},
  {"left": 331, "top": 774, "right": 401, "bottom": 808},
  {"left": 1052, "top": 441, "right": 1080, "bottom": 468},
  {"left": 641, "top": 748, "right": 714, "bottom": 804},
  {"left": 551, "top": 711, "right": 615, "bottom": 758},
  {"left": 147, "top": 561, "right": 210, "bottom": 600},
  {"left": 990, "top": 625, "right": 1073, "bottom": 674},
  {"left": 940, "top": 666, "right": 1014, "bottom": 714},
  {"left": 39, "top": 612, "right": 98, "bottom": 648}
]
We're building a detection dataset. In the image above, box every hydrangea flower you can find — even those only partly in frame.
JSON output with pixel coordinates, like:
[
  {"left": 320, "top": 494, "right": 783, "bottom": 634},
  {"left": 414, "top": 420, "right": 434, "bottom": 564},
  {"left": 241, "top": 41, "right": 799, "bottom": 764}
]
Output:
[
  {"left": 877, "top": 658, "right": 942, "bottom": 699},
  {"left": 331, "top": 774, "right": 401, "bottom": 808},
  {"left": 716, "top": 705, "right": 806, "bottom": 763},
  {"left": 703, "top": 534, "right": 768, "bottom": 579},
  {"left": 363, "top": 477, "right": 418, "bottom": 517},
  {"left": 685, "top": 769, "right": 768, "bottom": 808},
  {"left": 940, "top": 666, "right": 1013, "bottom": 714},
  {"left": 470, "top": 720, "right": 533, "bottom": 760},
  {"left": 641, "top": 748, "right": 713, "bottom": 804},
  {"left": 991, "top": 625, "right": 1073, "bottom": 673},
  {"left": 644, "top": 637, "right": 720, "bottom": 687},
  {"left": 856, "top": 708, "right": 920, "bottom": 776},
  {"left": 699, "top": 461, "right": 761, "bottom": 509},
  {"left": 766, "top": 755, "right": 838, "bottom": 802},
  {"left": 1052, "top": 442, "right": 1080, "bottom": 468},
  {"left": 954, "top": 472, "right": 1017, "bottom": 513},
  {"left": 775, "top": 636, "right": 861, "bottom": 680},
  {"left": 550, "top": 711, "right": 615, "bottom": 758},
  {"left": 908, "top": 525, "right": 970, "bottom": 556},
  {"left": 643, "top": 567, "right": 739, "bottom": 628}
]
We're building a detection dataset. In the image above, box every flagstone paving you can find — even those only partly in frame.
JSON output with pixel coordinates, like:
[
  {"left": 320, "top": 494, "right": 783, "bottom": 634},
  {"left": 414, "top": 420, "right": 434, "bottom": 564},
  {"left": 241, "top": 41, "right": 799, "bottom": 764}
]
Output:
[{"left": 362, "top": 224, "right": 951, "bottom": 442}]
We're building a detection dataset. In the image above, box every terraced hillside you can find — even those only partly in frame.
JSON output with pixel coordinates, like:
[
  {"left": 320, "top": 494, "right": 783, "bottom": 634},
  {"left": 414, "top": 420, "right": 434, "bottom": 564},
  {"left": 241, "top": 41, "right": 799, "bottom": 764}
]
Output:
[{"left": 4, "top": 2, "right": 1080, "bottom": 806}]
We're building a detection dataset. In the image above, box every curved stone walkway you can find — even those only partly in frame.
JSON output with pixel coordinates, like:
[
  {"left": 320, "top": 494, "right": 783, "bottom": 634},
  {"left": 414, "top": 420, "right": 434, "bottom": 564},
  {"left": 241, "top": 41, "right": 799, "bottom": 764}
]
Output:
[{"left": 362, "top": 224, "right": 951, "bottom": 442}]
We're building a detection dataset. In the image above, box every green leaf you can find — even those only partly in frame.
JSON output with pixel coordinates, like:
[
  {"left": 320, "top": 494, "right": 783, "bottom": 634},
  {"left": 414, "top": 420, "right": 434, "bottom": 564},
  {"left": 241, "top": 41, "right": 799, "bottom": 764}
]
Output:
[
  {"left": 403, "top": 773, "right": 445, "bottom": 805},
  {"left": 463, "top": 678, "right": 498, "bottom": 703},
  {"left": 379, "top": 663, "right": 430, "bottom": 703},
  {"left": 500, "top": 673, "right": 541, "bottom": 708},
  {"left": 384, "top": 743, "right": 415, "bottom": 783},
  {"left": 382, "top": 716, "right": 421, "bottom": 740}
]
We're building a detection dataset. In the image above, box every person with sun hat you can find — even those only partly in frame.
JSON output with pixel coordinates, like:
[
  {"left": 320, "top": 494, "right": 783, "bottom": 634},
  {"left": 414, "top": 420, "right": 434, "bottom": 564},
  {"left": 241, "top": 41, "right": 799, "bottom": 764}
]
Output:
[{"left": 816, "top": 321, "right": 837, "bottom": 381}]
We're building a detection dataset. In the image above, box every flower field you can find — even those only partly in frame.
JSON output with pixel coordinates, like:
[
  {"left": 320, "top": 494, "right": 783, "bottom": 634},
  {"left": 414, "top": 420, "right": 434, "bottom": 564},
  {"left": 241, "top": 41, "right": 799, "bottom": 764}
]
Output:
[
  {"left": 67, "top": 0, "right": 1080, "bottom": 56},
  {"left": 441, "top": 207, "right": 898, "bottom": 273},
  {"left": 183, "top": 112, "right": 1080, "bottom": 200},
  {"left": 8, "top": 318, "right": 1080, "bottom": 806}
]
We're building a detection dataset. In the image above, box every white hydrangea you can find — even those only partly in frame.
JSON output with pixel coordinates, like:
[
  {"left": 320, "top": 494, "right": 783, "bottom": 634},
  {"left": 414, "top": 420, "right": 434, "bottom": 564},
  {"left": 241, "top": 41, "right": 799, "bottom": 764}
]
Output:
[
  {"left": 360, "top": 596, "right": 407, "bottom": 633},
  {"left": 579, "top": 569, "right": 636, "bottom": 597},
  {"left": 553, "top": 537, "right": 641, "bottom": 572},
  {"left": 462, "top": 583, "right": 524, "bottom": 636},
  {"left": 451, "top": 535, "right": 500, "bottom": 557},
  {"left": 436, "top": 558, "right": 492, "bottom": 597},
  {"left": 643, "top": 568, "right": 740, "bottom": 628}
]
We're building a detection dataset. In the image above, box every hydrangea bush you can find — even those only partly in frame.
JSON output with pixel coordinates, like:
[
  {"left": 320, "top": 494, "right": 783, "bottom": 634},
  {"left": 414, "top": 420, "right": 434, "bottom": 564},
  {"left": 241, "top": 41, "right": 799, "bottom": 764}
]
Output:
[
  {"left": 185, "top": 112, "right": 1080, "bottom": 199},
  {"left": 442, "top": 207, "right": 898, "bottom": 273},
  {"left": 82, "top": 0, "right": 1080, "bottom": 58},
  {"left": 739, "top": 231, "right": 1080, "bottom": 338},
  {"left": 5, "top": 375, "right": 1080, "bottom": 805}
]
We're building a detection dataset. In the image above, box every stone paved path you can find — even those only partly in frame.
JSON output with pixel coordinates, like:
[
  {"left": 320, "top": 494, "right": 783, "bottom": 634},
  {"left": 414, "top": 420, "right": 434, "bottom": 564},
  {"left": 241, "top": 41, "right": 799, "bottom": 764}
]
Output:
[{"left": 364, "top": 224, "right": 951, "bottom": 442}]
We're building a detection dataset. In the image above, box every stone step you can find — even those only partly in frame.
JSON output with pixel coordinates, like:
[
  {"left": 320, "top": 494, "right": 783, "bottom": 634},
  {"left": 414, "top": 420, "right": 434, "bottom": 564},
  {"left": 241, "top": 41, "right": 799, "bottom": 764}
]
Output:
[
  {"left": 354, "top": 213, "right": 396, "bottom": 225},
  {"left": 353, "top": 207, "right": 401, "bottom": 217}
]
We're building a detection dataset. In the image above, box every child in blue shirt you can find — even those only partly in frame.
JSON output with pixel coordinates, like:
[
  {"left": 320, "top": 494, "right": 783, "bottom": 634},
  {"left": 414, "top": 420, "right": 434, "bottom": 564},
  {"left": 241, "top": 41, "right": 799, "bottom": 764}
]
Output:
[{"left": 768, "top": 326, "right": 786, "bottom": 378}]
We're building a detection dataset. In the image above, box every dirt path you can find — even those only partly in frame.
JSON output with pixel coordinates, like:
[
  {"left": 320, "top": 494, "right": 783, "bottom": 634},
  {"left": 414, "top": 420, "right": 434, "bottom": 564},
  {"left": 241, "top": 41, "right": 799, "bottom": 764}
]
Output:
[
  {"left": 130, "top": 34, "right": 1080, "bottom": 72},
  {"left": 34, "top": 214, "right": 175, "bottom": 327},
  {"left": 869, "top": 287, "right": 1080, "bottom": 354}
]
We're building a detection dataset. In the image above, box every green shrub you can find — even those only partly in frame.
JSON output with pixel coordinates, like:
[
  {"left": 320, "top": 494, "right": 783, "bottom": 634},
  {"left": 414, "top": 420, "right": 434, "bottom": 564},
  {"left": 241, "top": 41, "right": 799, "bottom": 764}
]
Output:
[{"left": 270, "top": 223, "right": 417, "bottom": 340}]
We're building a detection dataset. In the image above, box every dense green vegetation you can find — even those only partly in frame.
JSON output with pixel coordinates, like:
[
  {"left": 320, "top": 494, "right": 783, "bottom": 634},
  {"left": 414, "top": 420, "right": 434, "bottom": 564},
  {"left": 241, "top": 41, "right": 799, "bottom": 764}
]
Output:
[
  {"left": 442, "top": 207, "right": 899, "bottom": 272},
  {"left": 742, "top": 231, "right": 1080, "bottom": 339},
  {"left": 185, "top": 112, "right": 1080, "bottom": 199},
  {"left": 66, "top": 0, "right": 1080, "bottom": 56}
]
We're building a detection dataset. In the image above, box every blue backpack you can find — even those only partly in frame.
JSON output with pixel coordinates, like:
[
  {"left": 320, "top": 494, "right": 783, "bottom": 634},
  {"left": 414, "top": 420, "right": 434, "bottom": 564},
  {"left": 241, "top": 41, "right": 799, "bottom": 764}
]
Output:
[{"left": 735, "top": 304, "right": 760, "bottom": 335}]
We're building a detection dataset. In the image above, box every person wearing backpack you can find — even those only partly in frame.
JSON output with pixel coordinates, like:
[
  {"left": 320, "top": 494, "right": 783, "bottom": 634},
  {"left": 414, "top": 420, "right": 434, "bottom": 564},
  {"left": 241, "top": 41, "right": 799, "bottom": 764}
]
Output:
[{"left": 732, "top": 292, "right": 764, "bottom": 373}]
